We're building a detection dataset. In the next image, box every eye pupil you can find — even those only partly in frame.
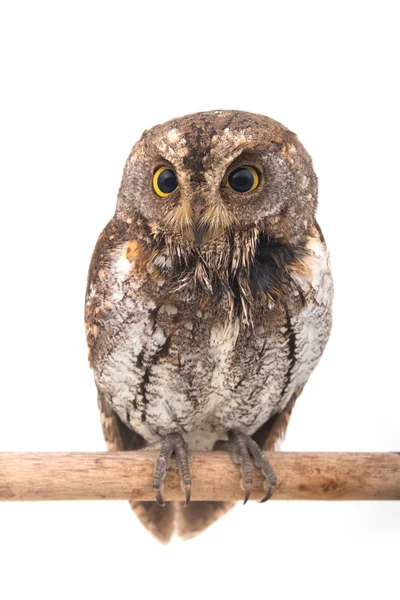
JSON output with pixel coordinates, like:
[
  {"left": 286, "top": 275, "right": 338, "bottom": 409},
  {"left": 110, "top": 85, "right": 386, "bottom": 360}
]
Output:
[
  {"left": 228, "top": 168, "right": 257, "bottom": 192},
  {"left": 157, "top": 168, "right": 178, "bottom": 194}
]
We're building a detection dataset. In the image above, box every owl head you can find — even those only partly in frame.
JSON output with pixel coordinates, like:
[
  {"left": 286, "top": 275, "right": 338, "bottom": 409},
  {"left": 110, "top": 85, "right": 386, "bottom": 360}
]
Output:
[
  {"left": 117, "top": 110, "right": 317, "bottom": 244},
  {"left": 115, "top": 110, "right": 318, "bottom": 319}
]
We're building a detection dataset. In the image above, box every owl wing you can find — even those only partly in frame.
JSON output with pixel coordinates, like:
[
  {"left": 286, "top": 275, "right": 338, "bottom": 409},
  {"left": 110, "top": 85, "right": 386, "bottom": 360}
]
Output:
[
  {"left": 86, "top": 221, "right": 176, "bottom": 543},
  {"left": 254, "top": 220, "right": 333, "bottom": 451},
  {"left": 97, "top": 389, "right": 145, "bottom": 452},
  {"left": 252, "top": 386, "right": 303, "bottom": 450}
]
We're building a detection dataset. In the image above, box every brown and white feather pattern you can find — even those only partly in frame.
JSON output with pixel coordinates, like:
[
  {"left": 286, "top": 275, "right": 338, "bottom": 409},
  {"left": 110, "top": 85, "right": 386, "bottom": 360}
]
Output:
[
  {"left": 87, "top": 225, "right": 332, "bottom": 450},
  {"left": 85, "top": 110, "right": 333, "bottom": 540}
]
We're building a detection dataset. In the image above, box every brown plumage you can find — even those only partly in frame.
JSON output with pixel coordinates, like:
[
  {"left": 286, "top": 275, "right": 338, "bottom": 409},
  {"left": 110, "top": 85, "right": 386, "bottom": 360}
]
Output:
[{"left": 86, "top": 110, "right": 333, "bottom": 541}]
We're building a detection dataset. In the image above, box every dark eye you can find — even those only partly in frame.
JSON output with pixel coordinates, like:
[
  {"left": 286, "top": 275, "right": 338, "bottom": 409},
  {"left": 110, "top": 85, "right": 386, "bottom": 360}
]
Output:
[
  {"left": 227, "top": 166, "right": 259, "bottom": 193},
  {"left": 153, "top": 166, "right": 179, "bottom": 197}
]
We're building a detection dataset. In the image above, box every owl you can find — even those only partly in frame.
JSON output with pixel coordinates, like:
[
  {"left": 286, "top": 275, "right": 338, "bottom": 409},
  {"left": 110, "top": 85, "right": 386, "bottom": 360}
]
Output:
[{"left": 85, "top": 110, "right": 333, "bottom": 542}]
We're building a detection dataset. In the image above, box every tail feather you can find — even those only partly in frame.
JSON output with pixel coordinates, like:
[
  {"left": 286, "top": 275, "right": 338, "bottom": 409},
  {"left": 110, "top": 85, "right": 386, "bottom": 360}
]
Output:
[
  {"left": 130, "top": 501, "right": 176, "bottom": 544},
  {"left": 176, "top": 501, "right": 234, "bottom": 539}
]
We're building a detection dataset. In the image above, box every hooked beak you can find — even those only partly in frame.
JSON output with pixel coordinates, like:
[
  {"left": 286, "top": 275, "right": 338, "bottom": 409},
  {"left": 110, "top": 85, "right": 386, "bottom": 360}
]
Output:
[
  {"left": 193, "top": 223, "right": 206, "bottom": 246},
  {"left": 191, "top": 197, "right": 206, "bottom": 246}
]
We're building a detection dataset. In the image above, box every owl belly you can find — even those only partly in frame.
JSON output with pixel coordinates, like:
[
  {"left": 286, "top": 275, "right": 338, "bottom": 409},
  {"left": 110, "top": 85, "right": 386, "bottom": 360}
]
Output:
[{"left": 95, "top": 316, "right": 300, "bottom": 449}]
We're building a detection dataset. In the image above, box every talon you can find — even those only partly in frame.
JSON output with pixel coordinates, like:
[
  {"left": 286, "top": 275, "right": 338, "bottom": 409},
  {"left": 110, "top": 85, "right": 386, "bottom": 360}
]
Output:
[
  {"left": 229, "top": 430, "right": 277, "bottom": 503},
  {"left": 258, "top": 487, "right": 275, "bottom": 503},
  {"left": 184, "top": 483, "right": 191, "bottom": 506},
  {"left": 155, "top": 489, "right": 165, "bottom": 507},
  {"left": 258, "top": 474, "right": 277, "bottom": 503},
  {"left": 152, "top": 433, "right": 192, "bottom": 506},
  {"left": 243, "top": 486, "right": 251, "bottom": 505}
]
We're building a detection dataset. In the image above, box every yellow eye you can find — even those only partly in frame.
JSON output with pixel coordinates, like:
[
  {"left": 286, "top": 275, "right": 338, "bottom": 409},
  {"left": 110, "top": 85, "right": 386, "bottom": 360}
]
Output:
[
  {"left": 226, "top": 166, "right": 259, "bottom": 193},
  {"left": 153, "top": 166, "right": 179, "bottom": 197}
]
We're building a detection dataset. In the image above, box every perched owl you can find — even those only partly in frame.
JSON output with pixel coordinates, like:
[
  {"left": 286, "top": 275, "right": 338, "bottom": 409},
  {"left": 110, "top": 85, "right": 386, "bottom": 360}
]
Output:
[{"left": 85, "top": 110, "right": 333, "bottom": 542}]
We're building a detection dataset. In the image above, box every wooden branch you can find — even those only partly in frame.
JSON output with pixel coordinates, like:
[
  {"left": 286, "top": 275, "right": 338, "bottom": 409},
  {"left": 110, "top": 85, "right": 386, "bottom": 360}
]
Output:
[{"left": 0, "top": 451, "right": 399, "bottom": 502}]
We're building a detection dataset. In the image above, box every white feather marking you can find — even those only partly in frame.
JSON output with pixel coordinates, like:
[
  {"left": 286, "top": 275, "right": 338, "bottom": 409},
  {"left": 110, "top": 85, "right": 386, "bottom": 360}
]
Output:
[
  {"left": 208, "top": 320, "right": 240, "bottom": 398},
  {"left": 114, "top": 244, "right": 131, "bottom": 279},
  {"left": 167, "top": 128, "right": 179, "bottom": 143},
  {"left": 110, "top": 245, "right": 132, "bottom": 302},
  {"left": 153, "top": 327, "right": 167, "bottom": 347}
]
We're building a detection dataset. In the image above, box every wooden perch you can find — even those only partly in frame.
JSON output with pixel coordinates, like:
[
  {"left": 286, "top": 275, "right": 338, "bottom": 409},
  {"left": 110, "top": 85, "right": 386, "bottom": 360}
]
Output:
[{"left": 0, "top": 451, "right": 399, "bottom": 502}]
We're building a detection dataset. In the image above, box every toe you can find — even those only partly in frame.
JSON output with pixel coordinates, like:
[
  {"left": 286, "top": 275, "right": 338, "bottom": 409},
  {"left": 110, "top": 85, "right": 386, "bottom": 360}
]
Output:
[{"left": 155, "top": 488, "right": 166, "bottom": 507}]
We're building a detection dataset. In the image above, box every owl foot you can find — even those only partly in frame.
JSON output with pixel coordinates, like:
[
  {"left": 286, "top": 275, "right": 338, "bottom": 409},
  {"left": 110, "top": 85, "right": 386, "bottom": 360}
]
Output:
[
  {"left": 228, "top": 431, "right": 277, "bottom": 504},
  {"left": 152, "top": 433, "right": 192, "bottom": 507}
]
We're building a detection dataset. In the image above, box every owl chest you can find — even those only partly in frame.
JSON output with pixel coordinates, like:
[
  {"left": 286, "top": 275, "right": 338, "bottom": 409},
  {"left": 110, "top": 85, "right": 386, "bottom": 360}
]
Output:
[{"left": 94, "top": 302, "right": 300, "bottom": 445}]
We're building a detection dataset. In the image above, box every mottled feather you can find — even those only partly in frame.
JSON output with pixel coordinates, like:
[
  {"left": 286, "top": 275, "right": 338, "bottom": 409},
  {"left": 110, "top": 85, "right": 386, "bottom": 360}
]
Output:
[{"left": 86, "top": 110, "right": 333, "bottom": 541}]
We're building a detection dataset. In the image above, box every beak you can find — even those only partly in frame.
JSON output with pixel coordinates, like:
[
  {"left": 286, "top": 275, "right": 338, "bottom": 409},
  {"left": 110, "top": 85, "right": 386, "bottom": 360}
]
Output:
[
  {"left": 191, "top": 196, "right": 206, "bottom": 246},
  {"left": 193, "top": 223, "right": 206, "bottom": 246}
]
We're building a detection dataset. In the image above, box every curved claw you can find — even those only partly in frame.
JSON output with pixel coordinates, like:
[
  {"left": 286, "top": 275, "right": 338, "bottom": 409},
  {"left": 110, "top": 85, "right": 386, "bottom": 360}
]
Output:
[
  {"left": 243, "top": 488, "right": 251, "bottom": 505},
  {"left": 258, "top": 485, "right": 275, "bottom": 504},
  {"left": 258, "top": 468, "right": 277, "bottom": 503},
  {"left": 155, "top": 489, "right": 165, "bottom": 507},
  {"left": 184, "top": 483, "right": 192, "bottom": 506}
]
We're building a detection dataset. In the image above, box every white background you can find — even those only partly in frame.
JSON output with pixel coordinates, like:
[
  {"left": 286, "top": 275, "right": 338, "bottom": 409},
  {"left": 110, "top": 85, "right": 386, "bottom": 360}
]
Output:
[{"left": 0, "top": 1, "right": 399, "bottom": 599}]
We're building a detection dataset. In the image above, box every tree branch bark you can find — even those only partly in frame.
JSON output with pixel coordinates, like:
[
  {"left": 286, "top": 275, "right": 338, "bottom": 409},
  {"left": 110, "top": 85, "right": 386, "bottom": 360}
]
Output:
[{"left": 0, "top": 451, "right": 399, "bottom": 502}]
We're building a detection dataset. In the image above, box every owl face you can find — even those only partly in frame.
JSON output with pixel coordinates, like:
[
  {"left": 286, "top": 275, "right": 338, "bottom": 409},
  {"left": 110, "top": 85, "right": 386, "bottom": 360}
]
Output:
[{"left": 116, "top": 110, "right": 317, "bottom": 246}]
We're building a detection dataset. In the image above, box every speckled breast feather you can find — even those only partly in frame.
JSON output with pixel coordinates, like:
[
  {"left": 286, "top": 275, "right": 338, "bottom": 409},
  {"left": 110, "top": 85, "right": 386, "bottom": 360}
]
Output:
[{"left": 85, "top": 110, "right": 333, "bottom": 451}]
